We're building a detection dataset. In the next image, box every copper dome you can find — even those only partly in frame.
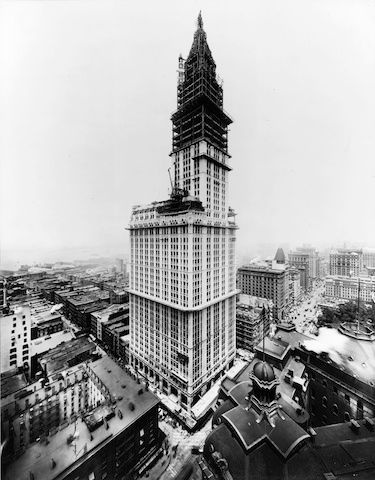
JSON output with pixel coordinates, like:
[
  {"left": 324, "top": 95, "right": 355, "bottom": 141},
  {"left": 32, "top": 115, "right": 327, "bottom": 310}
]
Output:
[{"left": 252, "top": 361, "right": 276, "bottom": 382}]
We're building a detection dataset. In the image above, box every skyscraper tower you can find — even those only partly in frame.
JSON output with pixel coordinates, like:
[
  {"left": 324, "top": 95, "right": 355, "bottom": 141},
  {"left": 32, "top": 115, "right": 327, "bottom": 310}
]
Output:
[{"left": 128, "top": 13, "right": 237, "bottom": 423}]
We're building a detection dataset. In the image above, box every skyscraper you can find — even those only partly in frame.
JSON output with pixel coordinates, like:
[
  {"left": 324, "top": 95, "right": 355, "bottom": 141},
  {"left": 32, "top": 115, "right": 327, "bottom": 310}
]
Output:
[
  {"left": 128, "top": 14, "right": 237, "bottom": 421},
  {"left": 329, "top": 250, "right": 363, "bottom": 277}
]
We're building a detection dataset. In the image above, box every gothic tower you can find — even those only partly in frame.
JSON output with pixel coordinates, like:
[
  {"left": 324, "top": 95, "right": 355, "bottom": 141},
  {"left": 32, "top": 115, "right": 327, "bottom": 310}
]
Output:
[{"left": 128, "top": 14, "right": 237, "bottom": 425}]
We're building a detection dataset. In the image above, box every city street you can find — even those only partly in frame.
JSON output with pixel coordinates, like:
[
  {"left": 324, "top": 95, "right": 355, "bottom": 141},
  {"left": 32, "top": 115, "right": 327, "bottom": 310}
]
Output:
[
  {"left": 140, "top": 414, "right": 212, "bottom": 480},
  {"left": 287, "top": 281, "right": 325, "bottom": 336}
]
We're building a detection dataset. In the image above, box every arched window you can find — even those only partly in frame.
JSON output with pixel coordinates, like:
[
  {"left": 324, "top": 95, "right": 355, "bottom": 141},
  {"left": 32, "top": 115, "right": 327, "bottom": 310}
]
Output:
[
  {"left": 344, "top": 411, "right": 351, "bottom": 422},
  {"left": 322, "top": 396, "right": 328, "bottom": 408},
  {"left": 333, "top": 404, "right": 338, "bottom": 415}
]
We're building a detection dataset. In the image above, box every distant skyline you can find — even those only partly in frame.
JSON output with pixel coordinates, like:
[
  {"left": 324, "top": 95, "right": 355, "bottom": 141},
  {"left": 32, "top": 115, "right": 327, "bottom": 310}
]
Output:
[{"left": 1, "top": 0, "right": 375, "bottom": 269}]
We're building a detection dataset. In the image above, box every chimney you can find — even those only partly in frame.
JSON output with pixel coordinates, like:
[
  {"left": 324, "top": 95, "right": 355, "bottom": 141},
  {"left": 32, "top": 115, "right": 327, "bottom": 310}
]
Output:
[{"left": 308, "top": 427, "right": 317, "bottom": 443}]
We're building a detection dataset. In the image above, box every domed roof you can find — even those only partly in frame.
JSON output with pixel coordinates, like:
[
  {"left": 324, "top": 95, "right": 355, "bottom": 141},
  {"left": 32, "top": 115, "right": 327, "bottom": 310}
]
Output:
[{"left": 252, "top": 361, "right": 276, "bottom": 382}]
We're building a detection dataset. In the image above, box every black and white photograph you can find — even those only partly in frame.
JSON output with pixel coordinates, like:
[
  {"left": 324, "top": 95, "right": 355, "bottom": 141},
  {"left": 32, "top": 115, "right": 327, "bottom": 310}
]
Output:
[{"left": 1, "top": 1, "right": 375, "bottom": 479}]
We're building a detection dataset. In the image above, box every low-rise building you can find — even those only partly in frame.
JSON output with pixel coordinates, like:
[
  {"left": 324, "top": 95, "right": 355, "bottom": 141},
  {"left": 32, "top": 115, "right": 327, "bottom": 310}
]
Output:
[
  {"left": 30, "top": 310, "right": 65, "bottom": 339},
  {"left": 325, "top": 275, "right": 375, "bottom": 303},
  {"left": 273, "top": 326, "right": 375, "bottom": 427},
  {"left": 66, "top": 293, "right": 110, "bottom": 332},
  {"left": 199, "top": 325, "right": 375, "bottom": 480},
  {"left": 236, "top": 296, "right": 273, "bottom": 352},
  {"left": 1, "top": 349, "right": 162, "bottom": 480},
  {"left": 119, "top": 334, "right": 130, "bottom": 364},
  {"left": 90, "top": 304, "right": 129, "bottom": 343}
]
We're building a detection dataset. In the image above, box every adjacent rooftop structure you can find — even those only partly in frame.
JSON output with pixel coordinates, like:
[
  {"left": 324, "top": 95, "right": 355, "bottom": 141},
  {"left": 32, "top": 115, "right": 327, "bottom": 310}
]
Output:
[{"left": 39, "top": 336, "right": 96, "bottom": 376}]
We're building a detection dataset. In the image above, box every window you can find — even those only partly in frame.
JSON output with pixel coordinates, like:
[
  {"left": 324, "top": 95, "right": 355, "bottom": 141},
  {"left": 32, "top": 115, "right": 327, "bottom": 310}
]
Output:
[
  {"left": 333, "top": 404, "right": 338, "bottom": 415},
  {"left": 344, "top": 411, "right": 350, "bottom": 422},
  {"left": 322, "top": 396, "right": 327, "bottom": 408}
]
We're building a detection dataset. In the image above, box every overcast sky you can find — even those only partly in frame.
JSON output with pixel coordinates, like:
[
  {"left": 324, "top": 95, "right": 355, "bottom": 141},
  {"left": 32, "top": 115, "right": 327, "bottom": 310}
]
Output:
[{"left": 1, "top": 0, "right": 375, "bottom": 267}]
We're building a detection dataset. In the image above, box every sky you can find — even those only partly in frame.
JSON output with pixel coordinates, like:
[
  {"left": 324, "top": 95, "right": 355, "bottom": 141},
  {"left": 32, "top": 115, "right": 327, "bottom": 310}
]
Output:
[{"left": 1, "top": 0, "right": 375, "bottom": 268}]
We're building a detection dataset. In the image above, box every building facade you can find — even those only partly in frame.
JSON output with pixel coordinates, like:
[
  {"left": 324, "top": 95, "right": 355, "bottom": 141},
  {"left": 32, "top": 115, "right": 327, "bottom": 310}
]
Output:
[
  {"left": 90, "top": 304, "right": 129, "bottom": 342},
  {"left": 128, "top": 14, "right": 237, "bottom": 420},
  {"left": 236, "top": 301, "right": 272, "bottom": 352},
  {"left": 329, "top": 250, "right": 363, "bottom": 277},
  {"left": 0, "top": 305, "right": 31, "bottom": 376},
  {"left": 288, "top": 251, "right": 311, "bottom": 290},
  {"left": 363, "top": 249, "right": 375, "bottom": 269},
  {"left": 295, "top": 246, "right": 319, "bottom": 278},
  {"left": 237, "top": 264, "right": 288, "bottom": 321},
  {"left": 325, "top": 275, "right": 375, "bottom": 303},
  {"left": 288, "top": 267, "right": 302, "bottom": 305}
]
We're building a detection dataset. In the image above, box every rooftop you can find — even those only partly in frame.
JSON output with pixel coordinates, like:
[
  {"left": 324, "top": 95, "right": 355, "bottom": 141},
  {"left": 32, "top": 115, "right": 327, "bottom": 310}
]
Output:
[
  {"left": 1, "top": 371, "right": 27, "bottom": 398},
  {"left": 274, "top": 247, "right": 286, "bottom": 264},
  {"left": 238, "top": 264, "right": 286, "bottom": 275},
  {"left": 300, "top": 327, "right": 375, "bottom": 387},
  {"left": 220, "top": 356, "right": 309, "bottom": 426},
  {"left": 68, "top": 292, "right": 109, "bottom": 307},
  {"left": 222, "top": 405, "right": 309, "bottom": 458},
  {"left": 104, "top": 323, "right": 128, "bottom": 335},
  {"left": 3, "top": 356, "right": 159, "bottom": 480},
  {"left": 39, "top": 336, "right": 95, "bottom": 376},
  {"left": 255, "top": 336, "right": 291, "bottom": 362},
  {"left": 207, "top": 369, "right": 375, "bottom": 480},
  {"left": 30, "top": 330, "right": 75, "bottom": 356},
  {"left": 91, "top": 304, "right": 129, "bottom": 323}
]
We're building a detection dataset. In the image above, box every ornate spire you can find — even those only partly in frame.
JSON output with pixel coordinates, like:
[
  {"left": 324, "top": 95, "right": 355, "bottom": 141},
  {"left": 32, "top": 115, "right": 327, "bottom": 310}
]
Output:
[
  {"left": 197, "top": 11, "right": 203, "bottom": 30},
  {"left": 171, "top": 14, "right": 232, "bottom": 153},
  {"left": 186, "top": 12, "right": 213, "bottom": 71}
]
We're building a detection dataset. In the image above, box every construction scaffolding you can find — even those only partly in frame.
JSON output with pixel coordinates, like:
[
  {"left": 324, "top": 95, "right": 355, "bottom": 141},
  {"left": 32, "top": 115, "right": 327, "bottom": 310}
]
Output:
[{"left": 171, "top": 19, "right": 232, "bottom": 153}]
